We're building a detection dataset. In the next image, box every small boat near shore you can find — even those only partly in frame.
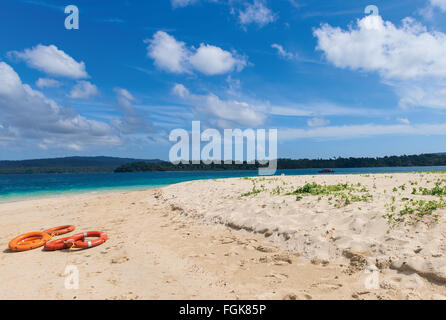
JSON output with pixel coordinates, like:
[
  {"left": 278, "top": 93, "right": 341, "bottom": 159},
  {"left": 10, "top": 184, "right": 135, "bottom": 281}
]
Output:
[{"left": 319, "top": 169, "right": 335, "bottom": 174}]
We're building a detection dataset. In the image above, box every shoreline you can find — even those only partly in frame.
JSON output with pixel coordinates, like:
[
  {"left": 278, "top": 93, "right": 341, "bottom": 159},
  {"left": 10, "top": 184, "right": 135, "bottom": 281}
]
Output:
[
  {"left": 0, "top": 184, "right": 163, "bottom": 204},
  {"left": 3, "top": 167, "right": 446, "bottom": 204},
  {"left": 1, "top": 172, "right": 446, "bottom": 299}
]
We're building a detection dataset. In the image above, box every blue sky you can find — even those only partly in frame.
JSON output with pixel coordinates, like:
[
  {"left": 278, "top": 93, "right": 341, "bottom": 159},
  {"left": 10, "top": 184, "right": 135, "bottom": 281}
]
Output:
[{"left": 1, "top": 0, "right": 446, "bottom": 160}]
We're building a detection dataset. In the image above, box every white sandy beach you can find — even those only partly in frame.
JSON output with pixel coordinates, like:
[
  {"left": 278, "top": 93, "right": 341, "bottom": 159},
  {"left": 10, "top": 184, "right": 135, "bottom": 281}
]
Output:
[{"left": 1, "top": 172, "right": 446, "bottom": 300}]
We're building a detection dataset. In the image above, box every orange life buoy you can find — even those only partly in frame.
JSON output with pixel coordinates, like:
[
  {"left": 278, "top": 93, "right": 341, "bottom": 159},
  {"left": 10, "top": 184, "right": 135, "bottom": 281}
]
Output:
[
  {"left": 43, "top": 225, "right": 75, "bottom": 236},
  {"left": 9, "top": 232, "right": 51, "bottom": 252},
  {"left": 44, "top": 233, "right": 84, "bottom": 251},
  {"left": 74, "top": 231, "right": 108, "bottom": 249}
]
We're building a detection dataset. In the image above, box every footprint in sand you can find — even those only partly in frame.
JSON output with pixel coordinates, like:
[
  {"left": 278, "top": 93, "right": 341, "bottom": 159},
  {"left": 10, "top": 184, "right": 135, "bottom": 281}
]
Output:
[
  {"left": 283, "top": 292, "right": 313, "bottom": 300},
  {"left": 311, "top": 282, "right": 343, "bottom": 290},
  {"left": 220, "top": 237, "right": 236, "bottom": 244},
  {"left": 273, "top": 254, "right": 293, "bottom": 265},
  {"left": 107, "top": 278, "right": 119, "bottom": 286},
  {"left": 311, "top": 258, "right": 330, "bottom": 266},
  {"left": 258, "top": 256, "right": 270, "bottom": 264},
  {"left": 111, "top": 256, "right": 130, "bottom": 264},
  {"left": 255, "top": 245, "right": 278, "bottom": 253},
  {"left": 266, "top": 272, "right": 289, "bottom": 280}
]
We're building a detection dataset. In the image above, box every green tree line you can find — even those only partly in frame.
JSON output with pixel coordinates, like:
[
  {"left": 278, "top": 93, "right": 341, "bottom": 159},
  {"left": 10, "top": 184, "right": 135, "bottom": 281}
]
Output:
[
  {"left": 114, "top": 153, "right": 446, "bottom": 173},
  {"left": 2, "top": 154, "right": 446, "bottom": 174}
]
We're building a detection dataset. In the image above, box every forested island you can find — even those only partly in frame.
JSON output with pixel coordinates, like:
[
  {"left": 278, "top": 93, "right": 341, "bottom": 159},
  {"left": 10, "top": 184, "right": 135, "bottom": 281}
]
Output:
[
  {"left": 114, "top": 153, "right": 446, "bottom": 173},
  {"left": 1, "top": 153, "right": 446, "bottom": 174}
]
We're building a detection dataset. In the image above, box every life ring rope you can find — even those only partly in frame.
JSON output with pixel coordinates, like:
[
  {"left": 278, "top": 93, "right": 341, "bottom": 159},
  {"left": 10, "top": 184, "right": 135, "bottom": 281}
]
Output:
[
  {"left": 44, "top": 231, "right": 108, "bottom": 251},
  {"left": 73, "top": 231, "right": 108, "bottom": 249}
]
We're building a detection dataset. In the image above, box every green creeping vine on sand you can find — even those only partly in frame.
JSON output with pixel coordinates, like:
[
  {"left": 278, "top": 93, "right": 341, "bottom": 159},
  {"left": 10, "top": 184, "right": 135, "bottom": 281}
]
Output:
[
  {"left": 384, "top": 176, "right": 446, "bottom": 226},
  {"left": 285, "top": 182, "right": 373, "bottom": 208},
  {"left": 241, "top": 179, "right": 373, "bottom": 208},
  {"left": 241, "top": 174, "right": 446, "bottom": 226},
  {"left": 240, "top": 178, "right": 266, "bottom": 197},
  {"left": 417, "top": 180, "right": 446, "bottom": 196},
  {"left": 384, "top": 199, "right": 445, "bottom": 225}
]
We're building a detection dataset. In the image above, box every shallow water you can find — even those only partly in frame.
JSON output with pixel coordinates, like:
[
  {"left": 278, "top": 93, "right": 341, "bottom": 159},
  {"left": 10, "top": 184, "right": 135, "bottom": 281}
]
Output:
[{"left": 1, "top": 166, "right": 446, "bottom": 201}]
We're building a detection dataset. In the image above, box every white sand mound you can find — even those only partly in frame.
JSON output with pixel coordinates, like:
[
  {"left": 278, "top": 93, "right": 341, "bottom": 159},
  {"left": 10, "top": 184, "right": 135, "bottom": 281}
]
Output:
[{"left": 162, "top": 173, "right": 446, "bottom": 284}]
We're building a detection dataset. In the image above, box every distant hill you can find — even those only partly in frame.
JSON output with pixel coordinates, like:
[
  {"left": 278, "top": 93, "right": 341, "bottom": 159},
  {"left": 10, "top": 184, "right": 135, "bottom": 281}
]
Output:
[{"left": 0, "top": 156, "right": 162, "bottom": 174}]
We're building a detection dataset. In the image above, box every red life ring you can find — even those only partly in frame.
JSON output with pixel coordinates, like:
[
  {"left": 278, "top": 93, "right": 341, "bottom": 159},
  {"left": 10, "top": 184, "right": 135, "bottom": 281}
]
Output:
[
  {"left": 74, "top": 231, "right": 108, "bottom": 249},
  {"left": 44, "top": 233, "right": 84, "bottom": 251},
  {"left": 43, "top": 225, "right": 75, "bottom": 236}
]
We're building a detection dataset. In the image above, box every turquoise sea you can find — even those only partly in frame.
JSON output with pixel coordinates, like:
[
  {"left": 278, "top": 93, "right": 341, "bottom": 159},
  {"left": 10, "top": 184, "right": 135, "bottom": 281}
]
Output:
[{"left": 1, "top": 166, "right": 446, "bottom": 202}]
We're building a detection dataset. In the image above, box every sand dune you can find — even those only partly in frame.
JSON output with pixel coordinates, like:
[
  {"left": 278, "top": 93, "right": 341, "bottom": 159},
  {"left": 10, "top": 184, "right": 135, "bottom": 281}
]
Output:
[{"left": 1, "top": 173, "right": 446, "bottom": 299}]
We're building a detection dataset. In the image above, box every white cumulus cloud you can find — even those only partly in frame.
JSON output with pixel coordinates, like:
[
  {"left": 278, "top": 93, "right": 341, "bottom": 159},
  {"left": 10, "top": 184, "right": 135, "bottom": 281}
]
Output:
[
  {"left": 314, "top": 15, "right": 446, "bottom": 80},
  {"left": 271, "top": 44, "right": 295, "bottom": 60},
  {"left": 145, "top": 31, "right": 247, "bottom": 75},
  {"left": 36, "top": 78, "right": 61, "bottom": 89},
  {"left": 9, "top": 44, "right": 88, "bottom": 79},
  {"left": 172, "top": 83, "right": 190, "bottom": 98},
  {"left": 173, "top": 84, "right": 266, "bottom": 127},
  {"left": 145, "top": 31, "right": 190, "bottom": 74},
  {"left": 69, "top": 81, "right": 99, "bottom": 99},
  {"left": 430, "top": 0, "right": 446, "bottom": 11},
  {"left": 314, "top": 15, "right": 446, "bottom": 109},
  {"left": 238, "top": 0, "right": 276, "bottom": 28},
  {"left": 0, "top": 62, "right": 119, "bottom": 150},
  {"left": 189, "top": 44, "right": 247, "bottom": 75}
]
